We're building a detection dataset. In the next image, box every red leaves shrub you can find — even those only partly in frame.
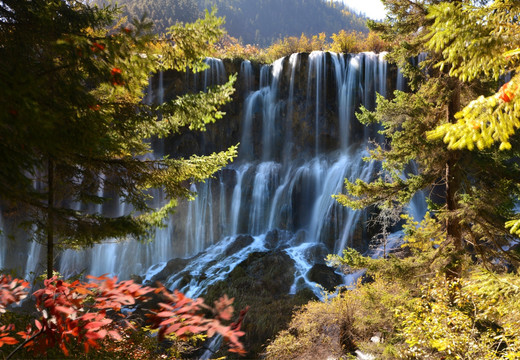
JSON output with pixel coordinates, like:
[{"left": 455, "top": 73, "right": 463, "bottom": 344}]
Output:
[
  {"left": 0, "top": 275, "right": 246, "bottom": 358},
  {"left": 149, "top": 288, "right": 246, "bottom": 354}
]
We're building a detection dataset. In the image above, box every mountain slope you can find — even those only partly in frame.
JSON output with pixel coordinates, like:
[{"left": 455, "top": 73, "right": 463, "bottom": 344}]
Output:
[
  {"left": 199, "top": 0, "right": 368, "bottom": 45},
  {"left": 95, "top": 0, "right": 368, "bottom": 46}
]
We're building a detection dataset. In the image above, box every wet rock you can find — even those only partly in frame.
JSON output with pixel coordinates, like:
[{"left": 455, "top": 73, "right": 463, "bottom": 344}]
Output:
[
  {"left": 151, "top": 258, "right": 190, "bottom": 283},
  {"left": 303, "top": 243, "right": 330, "bottom": 264},
  {"left": 307, "top": 263, "right": 343, "bottom": 291},
  {"left": 225, "top": 234, "right": 254, "bottom": 256},
  {"left": 290, "top": 229, "right": 307, "bottom": 246},
  {"left": 264, "top": 229, "right": 279, "bottom": 250},
  {"left": 265, "top": 229, "right": 292, "bottom": 250},
  {"left": 130, "top": 274, "right": 143, "bottom": 284}
]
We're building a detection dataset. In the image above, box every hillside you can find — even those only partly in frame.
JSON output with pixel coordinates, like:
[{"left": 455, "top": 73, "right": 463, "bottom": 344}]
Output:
[
  {"left": 198, "top": 0, "right": 368, "bottom": 46},
  {"left": 95, "top": 0, "right": 368, "bottom": 46}
]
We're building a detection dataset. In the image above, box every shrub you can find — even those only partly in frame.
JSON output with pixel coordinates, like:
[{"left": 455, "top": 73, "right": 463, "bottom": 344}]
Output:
[{"left": 0, "top": 275, "right": 245, "bottom": 359}]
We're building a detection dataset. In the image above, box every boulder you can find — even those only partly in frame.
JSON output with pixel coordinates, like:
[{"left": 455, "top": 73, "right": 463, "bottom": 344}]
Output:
[
  {"left": 225, "top": 234, "right": 254, "bottom": 256},
  {"left": 307, "top": 263, "right": 343, "bottom": 291},
  {"left": 150, "top": 257, "right": 190, "bottom": 283}
]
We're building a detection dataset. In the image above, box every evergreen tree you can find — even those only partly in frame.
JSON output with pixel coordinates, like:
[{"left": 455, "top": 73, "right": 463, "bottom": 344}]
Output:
[
  {"left": 424, "top": 0, "right": 520, "bottom": 236},
  {"left": 0, "top": 0, "right": 237, "bottom": 278},
  {"left": 94, "top": 0, "right": 201, "bottom": 35},
  {"left": 334, "top": 0, "right": 520, "bottom": 271}
]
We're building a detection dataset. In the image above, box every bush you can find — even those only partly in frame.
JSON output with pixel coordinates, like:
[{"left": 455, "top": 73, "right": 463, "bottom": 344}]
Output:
[
  {"left": 264, "top": 278, "right": 408, "bottom": 360},
  {"left": 0, "top": 275, "right": 245, "bottom": 359}
]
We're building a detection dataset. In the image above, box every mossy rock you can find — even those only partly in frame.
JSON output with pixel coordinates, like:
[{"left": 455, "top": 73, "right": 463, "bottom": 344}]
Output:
[{"left": 203, "top": 251, "right": 317, "bottom": 359}]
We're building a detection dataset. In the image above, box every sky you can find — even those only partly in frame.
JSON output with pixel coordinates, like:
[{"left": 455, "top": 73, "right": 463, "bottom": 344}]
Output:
[{"left": 340, "top": 0, "right": 387, "bottom": 20}]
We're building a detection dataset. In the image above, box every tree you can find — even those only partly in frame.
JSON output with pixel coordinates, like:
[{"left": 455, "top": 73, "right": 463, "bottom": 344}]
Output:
[
  {"left": 334, "top": 0, "right": 520, "bottom": 272},
  {"left": 424, "top": 0, "right": 520, "bottom": 237},
  {"left": 94, "top": 0, "right": 201, "bottom": 35},
  {"left": 0, "top": 0, "right": 237, "bottom": 278}
]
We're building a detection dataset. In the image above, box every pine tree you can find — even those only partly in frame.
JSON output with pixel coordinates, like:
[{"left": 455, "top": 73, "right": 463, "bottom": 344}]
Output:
[
  {"left": 334, "top": 0, "right": 520, "bottom": 271},
  {"left": 424, "top": 1, "right": 520, "bottom": 237},
  {"left": 0, "top": 0, "right": 237, "bottom": 278}
]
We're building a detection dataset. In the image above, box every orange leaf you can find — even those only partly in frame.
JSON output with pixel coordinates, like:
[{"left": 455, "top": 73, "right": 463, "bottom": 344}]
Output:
[{"left": 0, "top": 336, "right": 18, "bottom": 345}]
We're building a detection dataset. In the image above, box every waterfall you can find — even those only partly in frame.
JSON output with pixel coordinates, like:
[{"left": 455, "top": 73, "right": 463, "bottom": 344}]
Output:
[
  {"left": 240, "top": 60, "right": 254, "bottom": 94},
  {"left": 261, "top": 58, "right": 284, "bottom": 161},
  {"left": 307, "top": 51, "right": 327, "bottom": 155},
  {"left": 1, "top": 52, "right": 427, "bottom": 295},
  {"left": 203, "top": 57, "right": 226, "bottom": 90}
]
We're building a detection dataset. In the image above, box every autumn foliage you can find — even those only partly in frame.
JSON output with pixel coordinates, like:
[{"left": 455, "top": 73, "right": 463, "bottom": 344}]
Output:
[{"left": 0, "top": 275, "right": 245, "bottom": 358}]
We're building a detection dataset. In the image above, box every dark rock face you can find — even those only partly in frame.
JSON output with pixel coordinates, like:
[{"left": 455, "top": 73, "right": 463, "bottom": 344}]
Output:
[
  {"left": 307, "top": 263, "right": 343, "bottom": 291},
  {"left": 151, "top": 257, "right": 190, "bottom": 283},
  {"left": 225, "top": 234, "right": 254, "bottom": 256}
]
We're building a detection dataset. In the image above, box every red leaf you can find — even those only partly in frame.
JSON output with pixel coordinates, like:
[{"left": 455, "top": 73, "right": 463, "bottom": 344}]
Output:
[
  {"left": 60, "top": 342, "right": 69, "bottom": 356},
  {"left": 156, "top": 311, "right": 176, "bottom": 318},
  {"left": 164, "top": 323, "right": 181, "bottom": 335},
  {"left": 84, "top": 319, "right": 111, "bottom": 330},
  {"left": 0, "top": 336, "right": 18, "bottom": 345},
  {"left": 80, "top": 313, "right": 98, "bottom": 321},
  {"left": 55, "top": 306, "right": 75, "bottom": 315}
]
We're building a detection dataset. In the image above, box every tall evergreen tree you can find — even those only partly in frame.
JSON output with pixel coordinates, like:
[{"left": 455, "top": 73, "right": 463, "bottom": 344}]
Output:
[
  {"left": 425, "top": 0, "right": 520, "bottom": 237},
  {"left": 0, "top": 0, "right": 237, "bottom": 278},
  {"left": 335, "top": 0, "right": 520, "bottom": 271}
]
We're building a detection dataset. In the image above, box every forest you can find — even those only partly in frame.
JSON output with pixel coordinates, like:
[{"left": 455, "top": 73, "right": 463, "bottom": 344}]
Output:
[
  {"left": 95, "top": 0, "right": 368, "bottom": 45},
  {"left": 0, "top": 0, "right": 520, "bottom": 359}
]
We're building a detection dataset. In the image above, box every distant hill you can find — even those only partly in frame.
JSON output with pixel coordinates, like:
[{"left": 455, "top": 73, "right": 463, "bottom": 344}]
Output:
[
  {"left": 95, "top": 0, "right": 368, "bottom": 46},
  {"left": 198, "top": 0, "right": 368, "bottom": 46}
]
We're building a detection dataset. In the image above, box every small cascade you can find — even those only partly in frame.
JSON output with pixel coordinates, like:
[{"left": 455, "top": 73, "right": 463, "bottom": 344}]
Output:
[
  {"left": 283, "top": 53, "right": 300, "bottom": 162},
  {"left": 230, "top": 164, "right": 251, "bottom": 235},
  {"left": 240, "top": 60, "right": 254, "bottom": 94},
  {"left": 158, "top": 70, "right": 164, "bottom": 104},
  {"left": 203, "top": 57, "right": 226, "bottom": 90},
  {"left": 261, "top": 58, "right": 284, "bottom": 161},
  {"left": 396, "top": 68, "right": 407, "bottom": 92},
  {"left": 185, "top": 182, "right": 215, "bottom": 255},
  {"left": 307, "top": 51, "right": 328, "bottom": 155},
  {"left": 248, "top": 162, "right": 281, "bottom": 235},
  {"left": 339, "top": 54, "right": 361, "bottom": 148}
]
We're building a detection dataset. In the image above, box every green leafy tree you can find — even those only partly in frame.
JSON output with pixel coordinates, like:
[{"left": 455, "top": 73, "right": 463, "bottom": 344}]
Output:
[
  {"left": 334, "top": 0, "right": 520, "bottom": 273},
  {"left": 0, "top": 0, "right": 237, "bottom": 278}
]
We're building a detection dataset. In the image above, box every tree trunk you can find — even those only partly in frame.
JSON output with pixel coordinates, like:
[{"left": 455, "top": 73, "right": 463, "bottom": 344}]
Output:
[
  {"left": 47, "top": 157, "right": 54, "bottom": 279},
  {"left": 446, "top": 78, "right": 463, "bottom": 277}
]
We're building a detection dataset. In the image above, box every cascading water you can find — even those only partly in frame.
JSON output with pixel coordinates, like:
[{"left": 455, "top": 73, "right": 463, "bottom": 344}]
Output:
[{"left": 2, "top": 52, "right": 426, "bottom": 299}]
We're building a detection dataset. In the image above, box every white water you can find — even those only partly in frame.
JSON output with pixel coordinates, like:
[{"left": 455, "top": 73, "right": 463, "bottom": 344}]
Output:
[{"left": 1, "top": 53, "right": 427, "bottom": 298}]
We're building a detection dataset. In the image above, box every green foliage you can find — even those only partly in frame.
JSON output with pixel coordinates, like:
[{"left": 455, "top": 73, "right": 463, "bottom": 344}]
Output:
[
  {"left": 327, "top": 248, "right": 371, "bottom": 272},
  {"left": 398, "top": 271, "right": 520, "bottom": 359},
  {"left": 334, "top": 90, "right": 445, "bottom": 212},
  {"left": 216, "top": 30, "right": 391, "bottom": 64},
  {"left": 425, "top": 1, "right": 520, "bottom": 152},
  {"left": 265, "top": 276, "right": 409, "bottom": 360},
  {"left": 401, "top": 212, "right": 444, "bottom": 252}
]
